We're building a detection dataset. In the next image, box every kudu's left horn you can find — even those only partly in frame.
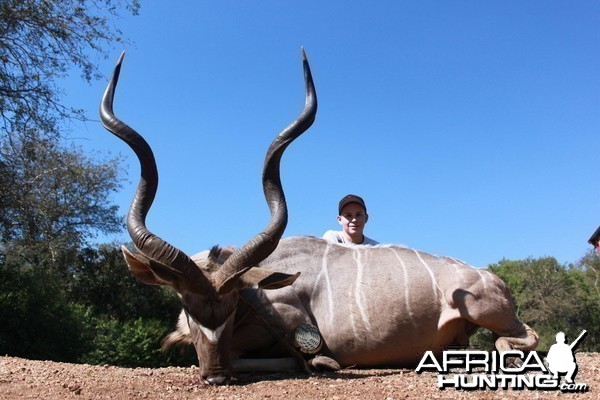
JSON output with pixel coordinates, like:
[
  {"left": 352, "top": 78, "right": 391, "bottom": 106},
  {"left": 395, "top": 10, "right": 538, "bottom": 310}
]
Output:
[{"left": 100, "top": 52, "right": 213, "bottom": 294}]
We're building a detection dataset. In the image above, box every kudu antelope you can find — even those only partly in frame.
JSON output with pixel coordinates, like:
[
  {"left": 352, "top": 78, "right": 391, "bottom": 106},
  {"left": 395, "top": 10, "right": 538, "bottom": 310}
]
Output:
[{"left": 100, "top": 51, "right": 538, "bottom": 386}]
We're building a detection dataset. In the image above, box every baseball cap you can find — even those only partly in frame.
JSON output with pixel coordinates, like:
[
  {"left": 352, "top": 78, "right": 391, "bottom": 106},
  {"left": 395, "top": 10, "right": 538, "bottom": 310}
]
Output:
[{"left": 338, "top": 194, "right": 367, "bottom": 215}]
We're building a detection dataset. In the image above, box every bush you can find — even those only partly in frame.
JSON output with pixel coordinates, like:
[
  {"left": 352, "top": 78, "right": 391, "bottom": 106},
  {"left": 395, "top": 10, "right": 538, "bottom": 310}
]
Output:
[
  {"left": 471, "top": 255, "right": 600, "bottom": 352},
  {"left": 81, "top": 317, "right": 170, "bottom": 367},
  {"left": 0, "top": 263, "right": 93, "bottom": 362},
  {"left": 0, "top": 244, "right": 196, "bottom": 368},
  {"left": 68, "top": 245, "right": 182, "bottom": 321}
]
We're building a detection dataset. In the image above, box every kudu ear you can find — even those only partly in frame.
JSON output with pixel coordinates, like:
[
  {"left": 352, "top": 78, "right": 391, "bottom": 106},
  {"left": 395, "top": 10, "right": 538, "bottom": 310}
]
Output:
[
  {"left": 121, "top": 246, "right": 180, "bottom": 286},
  {"left": 239, "top": 267, "right": 301, "bottom": 290},
  {"left": 215, "top": 267, "right": 300, "bottom": 294}
]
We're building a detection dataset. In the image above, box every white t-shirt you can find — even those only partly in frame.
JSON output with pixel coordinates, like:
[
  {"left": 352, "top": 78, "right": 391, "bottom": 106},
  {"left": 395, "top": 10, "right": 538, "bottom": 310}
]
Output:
[{"left": 322, "top": 230, "right": 379, "bottom": 246}]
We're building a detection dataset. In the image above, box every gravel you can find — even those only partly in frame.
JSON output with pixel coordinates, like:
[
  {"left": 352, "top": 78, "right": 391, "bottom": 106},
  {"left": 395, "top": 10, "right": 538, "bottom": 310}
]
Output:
[{"left": 1, "top": 354, "right": 598, "bottom": 399}]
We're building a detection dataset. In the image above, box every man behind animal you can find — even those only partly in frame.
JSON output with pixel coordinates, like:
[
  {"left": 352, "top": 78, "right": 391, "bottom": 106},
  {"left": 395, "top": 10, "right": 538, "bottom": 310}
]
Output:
[{"left": 323, "top": 194, "right": 379, "bottom": 245}]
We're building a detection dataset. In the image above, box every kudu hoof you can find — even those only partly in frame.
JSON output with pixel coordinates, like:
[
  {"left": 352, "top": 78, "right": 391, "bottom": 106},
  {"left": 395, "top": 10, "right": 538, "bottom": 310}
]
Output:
[
  {"left": 204, "top": 375, "right": 230, "bottom": 385},
  {"left": 308, "top": 355, "right": 341, "bottom": 371}
]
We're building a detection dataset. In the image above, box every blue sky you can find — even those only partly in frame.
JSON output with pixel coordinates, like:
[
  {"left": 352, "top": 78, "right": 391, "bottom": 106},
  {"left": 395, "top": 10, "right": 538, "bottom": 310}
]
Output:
[{"left": 65, "top": 1, "right": 600, "bottom": 268}]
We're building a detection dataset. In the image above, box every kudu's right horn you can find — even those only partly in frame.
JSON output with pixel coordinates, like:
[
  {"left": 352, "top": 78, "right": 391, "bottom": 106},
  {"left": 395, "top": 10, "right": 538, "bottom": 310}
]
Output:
[{"left": 100, "top": 52, "right": 213, "bottom": 294}]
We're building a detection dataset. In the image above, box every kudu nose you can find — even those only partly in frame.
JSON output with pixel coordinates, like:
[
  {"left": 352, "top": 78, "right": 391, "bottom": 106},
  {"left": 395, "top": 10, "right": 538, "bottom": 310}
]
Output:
[{"left": 205, "top": 375, "right": 230, "bottom": 385}]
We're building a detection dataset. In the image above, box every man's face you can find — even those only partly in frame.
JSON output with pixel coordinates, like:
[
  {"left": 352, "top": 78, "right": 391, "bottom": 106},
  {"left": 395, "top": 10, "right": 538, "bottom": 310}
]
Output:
[{"left": 338, "top": 202, "right": 368, "bottom": 239}]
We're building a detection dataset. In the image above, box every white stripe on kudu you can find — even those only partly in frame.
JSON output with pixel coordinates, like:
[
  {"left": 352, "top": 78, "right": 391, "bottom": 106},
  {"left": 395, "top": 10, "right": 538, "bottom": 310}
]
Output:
[
  {"left": 353, "top": 249, "right": 372, "bottom": 331},
  {"left": 413, "top": 250, "right": 444, "bottom": 302},
  {"left": 312, "top": 243, "right": 335, "bottom": 327},
  {"left": 389, "top": 248, "right": 416, "bottom": 323},
  {"left": 474, "top": 268, "right": 488, "bottom": 290}
]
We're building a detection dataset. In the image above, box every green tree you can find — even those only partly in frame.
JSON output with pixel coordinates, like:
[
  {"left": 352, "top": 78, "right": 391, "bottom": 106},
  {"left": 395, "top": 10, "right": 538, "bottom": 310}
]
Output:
[
  {"left": 1, "top": 0, "right": 139, "bottom": 257},
  {"left": 0, "top": 0, "right": 140, "bottom": 136},
  {"left": 485, "top": 257, "right": 596, "bottom": 351},
  {"left": 68, "top": 245, "right": 197, "bottom": 367},
  {"left": 572, "top": 250, "right": 600, "bottom": 351},
  {"left": 0, "top": 0, "right": 187, "bottom": 368},
  {"left": 68, "top": 244, "right": 181, "bottom": 322},
  {"left": 80, "top": 317, "right": 172, "bottom": 367},
  {"left": 0, "top": 130, "right": 124, "bottom": 269},
  {"left": 0, "top": 256, "right": 94, "bottom": 362}
]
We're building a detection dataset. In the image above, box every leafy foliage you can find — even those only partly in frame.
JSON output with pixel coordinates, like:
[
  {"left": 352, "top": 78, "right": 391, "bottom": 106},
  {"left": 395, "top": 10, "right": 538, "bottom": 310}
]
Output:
[
  {"left": 68, "top": 245, "right": 181, "bottom": 321},
  {"left": 80, "top": 317, "right": 171, "bottom": 367},
  {"left": 0, "top": 259, "right": 93, "bottom": 362},
  {"left": 67, "top": 245, "right": 197, "bottom": 367},
  {"left": 0, "top": 0, "right": 140, "bottom": 135},
  {"left": 0, "top": 130, "right": 124, "bottom": 268},
  {"left": 470, "top": 254, "right": 599, "bottom": 352},
  {"left": 0, "top": 242, "right": 196, "bottom": 367},
  {"left": 65, "top": 245, "right": 197, "bottom": 367},
  {"left": 570, "top": 251, "right": 600, "bottom": 351}
]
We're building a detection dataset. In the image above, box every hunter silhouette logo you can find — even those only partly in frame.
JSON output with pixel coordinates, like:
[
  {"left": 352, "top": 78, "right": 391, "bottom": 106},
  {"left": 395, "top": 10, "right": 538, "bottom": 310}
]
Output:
[
  {"left": 416, "top": 329, "right": 589, "bottom": 392},
  {"left": 546, "top": 330, "right": 586, "bottom": 384}
]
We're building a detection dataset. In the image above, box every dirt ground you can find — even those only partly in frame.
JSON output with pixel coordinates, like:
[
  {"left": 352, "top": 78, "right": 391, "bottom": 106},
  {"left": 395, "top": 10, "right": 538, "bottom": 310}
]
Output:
[{"left": 0, "top": 354, "right": 598, "bottom": 399}]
